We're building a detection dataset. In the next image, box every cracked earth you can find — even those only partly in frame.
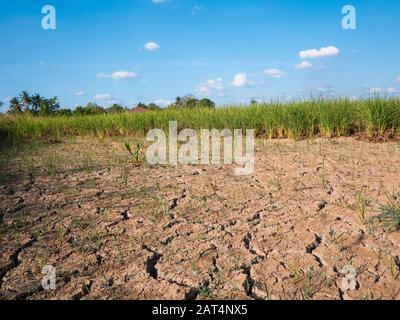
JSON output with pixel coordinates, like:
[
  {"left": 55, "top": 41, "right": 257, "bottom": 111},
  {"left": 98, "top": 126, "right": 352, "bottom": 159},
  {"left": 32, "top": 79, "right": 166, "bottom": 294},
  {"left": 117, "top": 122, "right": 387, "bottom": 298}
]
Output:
[{"left": 1, "top": 137, "right": 400, "bottom": 300}]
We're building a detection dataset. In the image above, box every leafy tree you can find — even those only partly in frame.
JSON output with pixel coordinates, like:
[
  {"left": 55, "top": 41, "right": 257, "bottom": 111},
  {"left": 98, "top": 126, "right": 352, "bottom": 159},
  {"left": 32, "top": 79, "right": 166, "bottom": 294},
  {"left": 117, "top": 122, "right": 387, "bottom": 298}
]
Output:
[
  {"left": 19, "top": 91, "right": 32, "bottom": 112},
  {"left": 133, "top": 102, "right": 161, "bottom": 111},
  {"left": 8, "top": 97, "right": 23, "bottom": 115},
  {"left": 107, "top": 104, "right": 125, "bottom": 113},
  {"left": 172, "top": 95, "right": 198, "bottom": 109},
  {"left": 85, "top": 102, "right": 106, "bottom": 115},
  {"left": 169, "top": 96, "right": 216, "bottom": 109},
  {"left": 197, "top": 98, "right": 216, "bottom": 109},
  {"left": 136, "top": 102, "right": 147, "bottom": 109},
  {"left": 181, "top": 96, "right": 198, "bottom": 109},
  {"left": 38, "top": 96, "right": 60, "bottom": 116},
  {"left": 73, "top": 103, "right": 106, "bottom": 116},
  {"left": 73, "top": 106, "right": 86, "bottom": 116},
  {"left": 7, "top": 93, "right": 64, "bottom": 116},
  {"left": 30, "top": 93, "right": 43, "bottom": 115}
]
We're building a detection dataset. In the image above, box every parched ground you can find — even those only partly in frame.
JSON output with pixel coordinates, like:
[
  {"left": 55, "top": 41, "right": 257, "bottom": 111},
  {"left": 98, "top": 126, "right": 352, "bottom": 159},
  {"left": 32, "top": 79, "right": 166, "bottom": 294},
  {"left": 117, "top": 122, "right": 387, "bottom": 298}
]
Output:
[{"left": 1, "top": 137, "right": 400, "bottom": 300}]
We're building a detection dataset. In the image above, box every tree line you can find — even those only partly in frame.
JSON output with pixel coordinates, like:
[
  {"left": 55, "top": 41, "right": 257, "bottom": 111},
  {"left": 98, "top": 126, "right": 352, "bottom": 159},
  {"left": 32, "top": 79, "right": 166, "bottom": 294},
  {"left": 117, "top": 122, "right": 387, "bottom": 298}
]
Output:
[
  {"left": 7, "top": 91, "right": 62, "bottom": 116},
  {"left": 2, "top": 92, "right": 216, "bottom": 117}
]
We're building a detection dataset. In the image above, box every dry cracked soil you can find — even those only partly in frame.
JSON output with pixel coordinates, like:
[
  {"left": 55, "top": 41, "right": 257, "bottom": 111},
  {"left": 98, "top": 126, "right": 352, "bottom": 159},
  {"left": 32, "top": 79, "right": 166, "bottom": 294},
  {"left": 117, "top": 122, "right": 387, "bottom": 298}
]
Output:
[{"left": 1, "top": 137, "right": 400, "bottom": 300}]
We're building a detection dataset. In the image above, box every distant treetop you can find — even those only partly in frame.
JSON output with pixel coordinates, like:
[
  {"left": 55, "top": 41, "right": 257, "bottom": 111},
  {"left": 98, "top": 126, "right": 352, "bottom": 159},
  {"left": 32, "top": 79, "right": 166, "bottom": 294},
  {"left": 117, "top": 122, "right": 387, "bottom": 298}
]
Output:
[{"left": 168, "top": 96, "right": 215, "bottom": 109}]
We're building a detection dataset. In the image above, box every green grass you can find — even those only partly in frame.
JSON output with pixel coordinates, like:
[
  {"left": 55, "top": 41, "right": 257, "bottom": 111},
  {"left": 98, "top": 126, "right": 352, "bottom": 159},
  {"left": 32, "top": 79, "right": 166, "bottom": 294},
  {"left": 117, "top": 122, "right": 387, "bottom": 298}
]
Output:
[
  {"left": 379, "top": 205, "right": 400, "bottom": 231},
  {"left": 378, "top": 193, "right": 400, "bottom": 231},
  {"left": 1, "top": 98, "right": 400, "bottom": 145}
]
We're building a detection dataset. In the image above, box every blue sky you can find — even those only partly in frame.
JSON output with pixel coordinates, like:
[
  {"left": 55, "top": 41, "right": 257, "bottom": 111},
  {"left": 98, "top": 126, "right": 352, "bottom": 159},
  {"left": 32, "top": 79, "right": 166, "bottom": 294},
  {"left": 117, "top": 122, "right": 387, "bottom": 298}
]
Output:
[{"left": 0, "top": 0, "right": 400, "bottom": 110}]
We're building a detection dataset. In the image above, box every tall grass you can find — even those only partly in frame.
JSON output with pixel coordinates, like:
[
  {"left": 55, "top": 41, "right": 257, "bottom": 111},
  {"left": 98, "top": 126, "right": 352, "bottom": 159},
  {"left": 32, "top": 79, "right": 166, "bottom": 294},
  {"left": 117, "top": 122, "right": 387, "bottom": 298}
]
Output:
[{"left": 1, "top": 98, "right": 399, "bottom": 145}]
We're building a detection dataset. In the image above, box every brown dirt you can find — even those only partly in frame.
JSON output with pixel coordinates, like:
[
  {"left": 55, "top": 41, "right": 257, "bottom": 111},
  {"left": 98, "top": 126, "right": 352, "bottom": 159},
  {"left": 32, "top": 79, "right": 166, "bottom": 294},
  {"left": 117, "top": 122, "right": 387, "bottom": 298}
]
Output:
[{"left": 1, "top": 137, "right": 400, "bottom": 300}]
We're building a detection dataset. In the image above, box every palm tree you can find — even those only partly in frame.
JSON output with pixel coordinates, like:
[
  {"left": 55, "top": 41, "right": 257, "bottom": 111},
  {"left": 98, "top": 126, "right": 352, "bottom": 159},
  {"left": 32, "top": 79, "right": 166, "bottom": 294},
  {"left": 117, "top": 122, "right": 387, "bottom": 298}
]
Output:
[
  {"left": 19, "top": 91, "right": 31, "bottom": 112},
  {"left": 30, "top": 93, "right": 43, "bottom": 114},
  {"left": 8, "top": 97, "right": 23, "bottom": 115}
]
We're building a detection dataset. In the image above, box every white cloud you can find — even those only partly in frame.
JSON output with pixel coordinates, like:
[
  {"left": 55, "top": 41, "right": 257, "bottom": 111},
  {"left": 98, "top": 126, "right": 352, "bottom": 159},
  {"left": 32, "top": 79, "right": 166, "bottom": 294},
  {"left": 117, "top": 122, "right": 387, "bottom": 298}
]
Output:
[
  {"left": 367, "top": 87, "right": 398, "bottom": 94},
  {"left": 264, "top": 68, "right": 287, "bottom": 78},
  {"left": 94, "top": 93, "right": 112, "bottom": 100},
  {"left": 153, "top": 99, "right": 172, "bottom": 106},
  {"left": 98, "top": 70, "right": 137, "bottom": 80},
  {"left": 144, "top": 42, "right": 160, "bottom": 51},
  {"left": 295, "top": 61, "right": 313, "bottom": 70},
  {"left": 317, "top": 86, "right": 334, "bottom": 93},
  {"left": 397, "top": 76, "right": 400, "bottom": 82},
  {"left": 196, "top": 77, "right": 225, "bottom": 96},
  {"left": 299, "top": 46, "right": 340, "bottom": 59},
  {"left": 310, "top": 85, "right": 336, "bottom": 97},
  {"left": 94, "top": 94, "right": 121, "bottom": 106},
  {"left": 367, "top": 88, "right": 381, "bottom": 94},
  {"left": 75, "top": 91, "right": 86, "bottom": 96},
  {"left": 231, "top": 73, "right": 253, "bottom": 87}
]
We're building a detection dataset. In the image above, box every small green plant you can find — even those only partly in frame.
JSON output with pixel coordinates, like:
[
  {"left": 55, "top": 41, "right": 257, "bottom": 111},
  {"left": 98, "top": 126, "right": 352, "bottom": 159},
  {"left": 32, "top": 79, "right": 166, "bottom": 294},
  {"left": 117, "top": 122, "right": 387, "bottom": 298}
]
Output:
[
  {"left": 261, "top": 282, "right": 272, "bottom": 300},
  {"left": 302, "top": 270, "right": 314, "bottom": 300},
  {"left": 31, "top": 229, "right": 41, "bottom": 241},
  {"left": 198, "top": 284, "right": 212, "bottom": 299},
  {"left": 378, "top": 192, "right": 400, "bottom": 231},
  {"left": 99, "top": 270, "right": 115, "bottom": 299},
  {"left": 125, "top": 142, "right": 143, "bottom": 163},
  {"left": 45, "top": 155, "right": 58, "bottom": 177},
  {"left": 69, "top": 216, "right": 89, "bottom": 230},
  {"left": 328, "top": 228, "right": 335, "bottom": 240},
  {"left": 121, "top": 164, "right": 130, "bottom": 188},
  {"left": 355, "top": 187, "right": 368, "bottom": 223},
  {"left": 27, "top": 158, "right": 36, "bottom": 181},
  {"left": 319, "top": 156, "right": 327, "bottom": 190}
]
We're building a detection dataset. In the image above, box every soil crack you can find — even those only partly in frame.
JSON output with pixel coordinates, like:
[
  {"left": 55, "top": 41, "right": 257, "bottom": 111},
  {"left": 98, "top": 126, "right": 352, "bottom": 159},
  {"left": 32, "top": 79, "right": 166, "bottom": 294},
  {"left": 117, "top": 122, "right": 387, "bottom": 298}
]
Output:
[
  {"left": 306, "top": 234, "right": 323, "bottom": 268},
  {"left": 0, "top": 238, "right": 37, "bottom": 289},
  {"left": 145, "top": 251, "right": 162, "bottom": 279}
]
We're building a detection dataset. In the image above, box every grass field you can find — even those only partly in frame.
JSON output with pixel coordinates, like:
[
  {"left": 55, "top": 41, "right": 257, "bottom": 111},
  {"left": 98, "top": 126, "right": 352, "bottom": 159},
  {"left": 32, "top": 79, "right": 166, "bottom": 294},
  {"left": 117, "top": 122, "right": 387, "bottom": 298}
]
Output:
[{"left": 1, "top": 98, "right": 400, "bottom": 145}]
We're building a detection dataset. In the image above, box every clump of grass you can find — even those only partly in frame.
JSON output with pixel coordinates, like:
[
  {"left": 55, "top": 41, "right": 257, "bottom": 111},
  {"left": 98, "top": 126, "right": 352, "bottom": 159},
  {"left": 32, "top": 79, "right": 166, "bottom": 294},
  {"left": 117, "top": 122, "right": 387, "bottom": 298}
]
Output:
[
  {"left": 378, "top": 192, "right": 400, "bottom": 231},
  {"left": 363, "top": 98, "right": 400, "bottom": 136},
  {"left": 355, "top": 187, "right": 368, "bottom": 224}
]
